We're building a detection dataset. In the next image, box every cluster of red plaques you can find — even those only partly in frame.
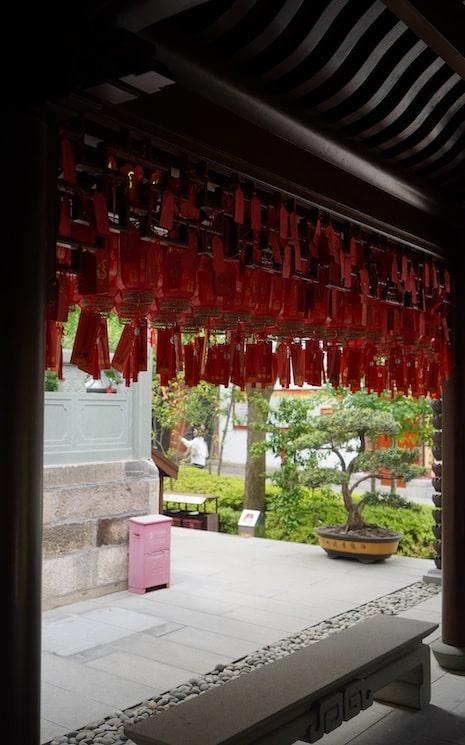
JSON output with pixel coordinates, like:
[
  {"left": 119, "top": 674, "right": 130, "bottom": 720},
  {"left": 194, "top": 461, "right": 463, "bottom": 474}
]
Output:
[{"left": 45, "top": 134, "right": 452, "bottom": 396}]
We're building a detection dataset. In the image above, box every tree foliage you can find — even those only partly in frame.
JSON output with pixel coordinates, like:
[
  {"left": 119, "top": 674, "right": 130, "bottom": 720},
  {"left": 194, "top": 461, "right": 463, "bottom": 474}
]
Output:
[
  {"left": 151, "top": 371, "right": 229, "bottom": 462},
  {"left": 262, "top": 389, "right": 427, "bottom": 532}
]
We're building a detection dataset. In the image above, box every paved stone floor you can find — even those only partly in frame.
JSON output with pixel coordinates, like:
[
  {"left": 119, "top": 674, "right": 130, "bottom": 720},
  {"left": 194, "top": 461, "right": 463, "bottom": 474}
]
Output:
[{"left": 41, "top": 529, "right": 464, "bottom": 744}]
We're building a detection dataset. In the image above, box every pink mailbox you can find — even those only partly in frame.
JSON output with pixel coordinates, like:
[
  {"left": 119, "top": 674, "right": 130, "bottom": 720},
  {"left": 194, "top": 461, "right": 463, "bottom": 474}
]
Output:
[{"left": 128, "top": 514, "right": 172, "bottom": 594}]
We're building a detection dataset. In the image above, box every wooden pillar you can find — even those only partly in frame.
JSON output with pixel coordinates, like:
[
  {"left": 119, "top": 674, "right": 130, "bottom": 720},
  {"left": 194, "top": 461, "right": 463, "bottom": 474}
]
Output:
[
  {"left": 1, "top": 108, "right": 57, "bottom": 743},
  {"left": 433, "top": 253, "right": 465, "bottom": 670}
]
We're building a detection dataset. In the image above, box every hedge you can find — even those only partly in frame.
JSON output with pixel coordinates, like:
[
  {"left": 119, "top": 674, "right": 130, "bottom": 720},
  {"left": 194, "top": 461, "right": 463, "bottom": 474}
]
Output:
[{"left": 169, "top": 467, "right": 435, "bottom": 558}]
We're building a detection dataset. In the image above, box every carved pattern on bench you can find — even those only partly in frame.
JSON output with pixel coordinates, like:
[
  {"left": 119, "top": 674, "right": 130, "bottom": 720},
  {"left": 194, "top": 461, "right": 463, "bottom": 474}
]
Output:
[
  {"left": 343, "top": 679, "right": 374, "bottom": 719},
  {"left": 306, "top": 679, "right": 373, "bottom": 743}
]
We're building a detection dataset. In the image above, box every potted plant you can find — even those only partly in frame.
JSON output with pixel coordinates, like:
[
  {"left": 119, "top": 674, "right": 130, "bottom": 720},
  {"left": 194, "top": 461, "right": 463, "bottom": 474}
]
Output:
[{"left": 263, "top": 391, "right": 426, "bottom": 563}]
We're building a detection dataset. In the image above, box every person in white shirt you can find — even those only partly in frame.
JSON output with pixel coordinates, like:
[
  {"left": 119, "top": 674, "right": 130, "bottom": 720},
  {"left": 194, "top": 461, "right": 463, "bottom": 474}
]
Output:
[{"left": 180, "top": 427, "right": 209, "bottom": 468}]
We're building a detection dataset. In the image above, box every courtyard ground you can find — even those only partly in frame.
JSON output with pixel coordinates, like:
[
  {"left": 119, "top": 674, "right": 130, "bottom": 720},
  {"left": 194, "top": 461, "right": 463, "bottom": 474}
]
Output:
[{"left": 42, "top": 529, "right": 463, "bottom": 745}]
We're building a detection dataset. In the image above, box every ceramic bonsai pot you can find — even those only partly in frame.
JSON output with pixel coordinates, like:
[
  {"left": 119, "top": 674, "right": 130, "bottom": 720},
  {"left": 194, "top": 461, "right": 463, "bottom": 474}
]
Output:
[{"left": 315, "top": 526, "right": 402, "bottom": 563}]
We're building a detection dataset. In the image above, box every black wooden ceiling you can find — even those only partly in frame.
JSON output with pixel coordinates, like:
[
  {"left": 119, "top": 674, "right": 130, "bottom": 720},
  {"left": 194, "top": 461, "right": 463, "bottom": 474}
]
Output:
[
  {"left": 144, "top": 0, "right": 465, "bottom": 204},
  {"left": 12, "top": 0, "right": 465, "bottom": 248}
]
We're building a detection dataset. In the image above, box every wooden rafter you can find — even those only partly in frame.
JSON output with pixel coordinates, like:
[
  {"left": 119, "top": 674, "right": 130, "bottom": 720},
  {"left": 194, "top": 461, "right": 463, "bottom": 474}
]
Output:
[{"left": 382, "top": 0, "right": 465, "bottom": 81}]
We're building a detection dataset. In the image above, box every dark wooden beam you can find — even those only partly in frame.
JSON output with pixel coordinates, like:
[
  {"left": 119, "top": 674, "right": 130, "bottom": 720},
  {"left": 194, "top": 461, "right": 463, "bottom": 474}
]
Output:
[
  {"left": 97, "top": 87, "right": 460, "bottom": 257},
  {"left": 382, "top": 0, "right": 465, "bottom": 82}
]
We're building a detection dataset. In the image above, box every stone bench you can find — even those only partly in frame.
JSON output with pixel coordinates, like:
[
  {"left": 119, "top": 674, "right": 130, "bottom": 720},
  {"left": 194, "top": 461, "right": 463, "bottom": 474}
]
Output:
[{"left": 125, "top": 616, "right": 436, "bottom": 745}]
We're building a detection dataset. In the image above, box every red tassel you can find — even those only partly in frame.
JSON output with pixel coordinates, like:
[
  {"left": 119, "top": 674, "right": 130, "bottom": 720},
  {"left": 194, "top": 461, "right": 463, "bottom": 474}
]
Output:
[
  {"left": 391, "top": 254, "right": 399, "bottom": 283},
  {"left": 45, "top": 321, "right": 63, "bottom": 373},
  {"left": 375, "top": 364, "right": 387, "bottom": 394},
  {"left": 346, "top": 346, "right": 362, "bottom": 391},
  {"left": 276, "top": 343, "right": 291, "bottom": 388},
  {"left": 401, "top": 255, "right": 409, "bottom": 284},
  {"left": 327, "top": 225, "right": 341, "bottom": 265},
  {"left": 61, "top": 138, "right": 76, "bottom": 184},
  {"left": 310, "top": 219, "right": 321, "bottom": 258},
  {"left": 155, "top": 327, "right": 177, "bottom": 386},
  {"left": 294, "top": 240, "right": 304, "bottom": 273},
  {"left": 289, "top": 212, "right": 299, "bottom": 244},
  {"left": 279, "top": 205, "right": 289, "bottom": 240},
  {"left": 423, "top": 261, "right": 431, "bottom": 289},
  {"left": 343, "top": 254, "right": 352, "bottom": 289},
  {"left": 112, "top": 324, "right": 136, "bottom": 373},
  {"left": 256, "top": 341, "right": 273, "bottom": 386},
  {"left": 269, "top": 232, "right": 283, "bottom": 265},
  {"left": 291, "top": 343, "right": 305, "bottom": 386},
  {"left": 305, "top": 341, "right": 323, "bottom": 386},
  {"left": 363, "top": 344, "right": 378, "bottom": 393},
  {"left": 92, "top": 193, "right": 111, "bottom": 236},
  {"left": 230, "top": 333, "right": 245, "bottom": 389},
  {"left": 250, "top": 195, "right": 262, "bottom": 231},
  {"left": 56, "top": 244, "right": 71, "bottom": 269},
  {"left": 282, "top": 245, "right": 292, "bottom": 279},
  {"left": 47, "top": 273, "right": 72, "bottom": 322},
  {"left": 349, "top": 237, "right": 358, "bottom": 265},
  {"left": 97, "top": 317, "right": 110, "bottom": 372},
  {"left": 58, "top": 196, "right": 72, "bottom": 237},
  {"left": 444, "top": 269, "right": 451, "bottom": 294},
  {"left": 234, "top": 186, "right": 244, "bottom": 225},
  {"left": 270, "top": 275, "right": 284, "bottom": 315},
  {"left": 359, "top": 268, "right": 369, "bottom": 296},
  {"left": 409, "top": 267, "right": 418, "bottom": 305},
  {"left": 71, "top": 309, "right": 102, "bottom": 375},
  {"left": 327, "top": 345, "right": 341, "bottom": 387},
  {"left": 160, "top": 191, "right": 175, "bottom": 231},
  {"left": 212, "top": 236, "right": 225, "bottom": 275}
]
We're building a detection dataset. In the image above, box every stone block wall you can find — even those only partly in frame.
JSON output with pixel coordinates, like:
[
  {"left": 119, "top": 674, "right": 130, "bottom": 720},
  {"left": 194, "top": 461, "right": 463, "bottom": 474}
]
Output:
[{"left": 43, "top": 459, "right": 159, "bottom": 609}]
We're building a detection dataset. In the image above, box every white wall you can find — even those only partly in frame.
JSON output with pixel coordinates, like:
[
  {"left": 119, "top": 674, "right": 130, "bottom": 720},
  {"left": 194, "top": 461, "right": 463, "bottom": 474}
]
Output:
[
  {"left": 44, "top": 351, "right": 153, "bottom": 465},
  {"left": 218, "top": 385, "right": 344, "bottom": 470}
]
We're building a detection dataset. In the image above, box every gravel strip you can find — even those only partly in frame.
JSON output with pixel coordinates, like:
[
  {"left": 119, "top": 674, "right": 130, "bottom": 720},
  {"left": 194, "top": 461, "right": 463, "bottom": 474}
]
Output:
[{"left": 46, "top": 581, "right": 440, "bottom": 745}]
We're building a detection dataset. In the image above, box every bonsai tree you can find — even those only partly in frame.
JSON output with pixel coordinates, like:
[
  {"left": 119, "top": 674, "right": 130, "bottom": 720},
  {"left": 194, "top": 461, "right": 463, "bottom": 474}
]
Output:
[
  {"left": 347, "top": 389, "right": 432, "bottom": 497},
  {"left": 263, "top": 391, "right": 425, "bottom": 535}
]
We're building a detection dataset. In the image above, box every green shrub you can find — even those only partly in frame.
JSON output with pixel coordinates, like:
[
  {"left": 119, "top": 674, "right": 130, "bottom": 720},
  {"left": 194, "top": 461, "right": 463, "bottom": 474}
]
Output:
[
  {"left": 169, "top": 467, "right": 435, "bottom": 557},
  {"left": 361, "top": 490, "right": 422, "bottom": 512},
  {"left": 171, "top": 467, "right": 245, "bottom": 509},
  {"left": 44, "top": 370, "right": 59, "bottom": 392}
]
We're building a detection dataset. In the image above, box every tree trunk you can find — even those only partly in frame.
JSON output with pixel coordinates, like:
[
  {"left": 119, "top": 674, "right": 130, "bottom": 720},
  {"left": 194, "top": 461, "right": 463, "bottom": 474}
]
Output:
[
  {"left": 341, "top": 482, "right": 354, "bottom": 515},
  {"left": 244, "top": 385, "right": 273, "bottom": 510},
  {"left": 390, "top": 437, "right": 397, "bottom": 496},
  {"left": 342, "top": 483, "right": 366, "bottom": 531},
  {"left": 217, "top": 386, "right": 235, "bottom": 476}
]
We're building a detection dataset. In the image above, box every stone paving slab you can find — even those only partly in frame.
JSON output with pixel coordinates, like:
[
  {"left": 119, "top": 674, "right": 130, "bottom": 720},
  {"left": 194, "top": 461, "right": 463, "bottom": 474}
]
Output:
[
  {"left": 41, "top": 682, "right": 113, "bottom": 730},
  {"left": 112, "top": 632, "right": 235, "bottom": 673},
  {"left": 128, "top": 587, "right": 238, "bottom": 616},
  {"left": 86, "top": 651, "right": 196, "bottom": 691},
  {"left": 82, "top": 607, "right": 171, "bottom": 633},
  {"left": 41, "top": 718, "right": 70, "bottom": 744},
  {"left": 42, "top": 652, "right": 157, "bottom": 710},
  {"left": 156, "top": 626, "right": 261, "bottom": 659},
  {"left": 42, "top": 615, "right": 134, "bottom": 656}
]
